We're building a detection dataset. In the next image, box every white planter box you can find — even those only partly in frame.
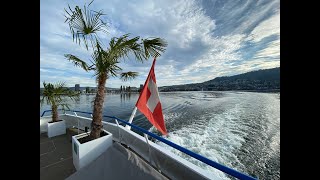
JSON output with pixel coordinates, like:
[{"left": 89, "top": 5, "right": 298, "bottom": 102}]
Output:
[
  {"left": 72, "top": 130, "right": 113, "bottom": 170},
  {"left": 47, "top": 120, "right": 66, "bottom": 138},
  {"left": 40, "top": 117, "right": 51, "bottom": 134}
]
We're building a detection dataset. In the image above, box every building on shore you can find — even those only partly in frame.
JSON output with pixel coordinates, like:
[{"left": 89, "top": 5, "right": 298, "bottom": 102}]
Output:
[{"left": 75, "top": 84, "right": 80, "bottom": 91}]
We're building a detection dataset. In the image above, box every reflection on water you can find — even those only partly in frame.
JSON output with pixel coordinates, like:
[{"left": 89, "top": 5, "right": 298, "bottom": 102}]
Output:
[
  {"left": 40, "top": 91, "right": 280, "bottom": 180},
  {"left": 120, "top": 92, "right": 132, "bottom": 103}
]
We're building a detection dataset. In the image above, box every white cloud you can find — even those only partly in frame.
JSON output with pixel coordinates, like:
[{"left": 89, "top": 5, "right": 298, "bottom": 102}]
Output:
[
  {"left": 40, "top": 0, "right": 280, "bottom": 88},
  {"left": 247, "top": 12, "right": 280, "bottom": 43},
  {"left": 254, "top": 39, "right": 280, "bottom": 59}
]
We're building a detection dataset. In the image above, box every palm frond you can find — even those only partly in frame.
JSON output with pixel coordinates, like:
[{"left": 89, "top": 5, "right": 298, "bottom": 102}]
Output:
[
  {"left": 108, "top": 63, "right": 122, "bottom": 77},
  {"left": 78, "top": 34, "right": 167, "bottom": 80},
  {"left": 142, "top": 38, "right": 168, "bottom": 58},
  {"left": 107, "top": 34, "right": 143, "bottom": 62},
  {"left": 40, "top": 95, "right": 46, "bottom": 107},
  {"left": 120, "top": 71, "right": 138, "bottom": 81},
  {"left": 65, "top": 54, "right": 90, "bottom": 71},
  {"left": 64, "top": 3, "right": 108, "bottom": 50},
  {"left": 60, "top": 103, "right": 71, "bottom": 112}
]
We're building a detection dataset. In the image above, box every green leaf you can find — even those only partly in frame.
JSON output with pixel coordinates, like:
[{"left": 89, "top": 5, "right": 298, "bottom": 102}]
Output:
[
  {"left": 120, "top": 71, "right": 138, "bottom": 81},
  {"left": 142, "top": 38, "right": 168, "bottom": 58},
  {"left": 64, "top": 3, "right": 108, "bottom": 50},
  {"left": 64, "top": 54, "right": 90, "bottom": 71}
]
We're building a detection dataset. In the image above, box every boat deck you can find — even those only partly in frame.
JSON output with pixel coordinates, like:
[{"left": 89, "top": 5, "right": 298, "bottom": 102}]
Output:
[
  {"left": 40, "top": 128, "right": 81, "bottom": 180},
  {"left": 40, "top": 128, "right": 168, "bottom": 180}
]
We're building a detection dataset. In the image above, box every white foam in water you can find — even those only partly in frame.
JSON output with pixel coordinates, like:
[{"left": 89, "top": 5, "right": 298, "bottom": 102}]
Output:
[
  {"left": 153, "top": 92, "right": 280, "bottom": 180},
  {"left": 156, "top": 103, "right": 250, "bottom": 180}
]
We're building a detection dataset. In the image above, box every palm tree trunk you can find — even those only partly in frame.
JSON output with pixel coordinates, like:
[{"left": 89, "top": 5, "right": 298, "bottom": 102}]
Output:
[
  {"left": 90, "top": 73, "right": 107, "bottom": 139},
  {"left": 52, "top": 105, "right": 58, "bottom": 122}
]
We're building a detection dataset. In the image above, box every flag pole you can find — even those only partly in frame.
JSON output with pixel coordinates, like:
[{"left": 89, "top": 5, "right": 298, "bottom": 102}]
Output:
[{"left": 126, "top": 106, "right": 137, "bottom": 130}]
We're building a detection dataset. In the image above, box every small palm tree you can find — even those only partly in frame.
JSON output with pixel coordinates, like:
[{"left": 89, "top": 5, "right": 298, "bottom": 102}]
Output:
[
  {"left": 65, "top": 4, "right": 167, "bottom": 140},
  {"left": 41, "top": 82, "right": 79, "bottom": 122}
]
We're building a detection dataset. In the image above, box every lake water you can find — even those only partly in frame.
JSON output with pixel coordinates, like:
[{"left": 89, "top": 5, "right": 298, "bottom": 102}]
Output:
[{"left": 40, "top": 91, "right": 280, "bottom": 180}]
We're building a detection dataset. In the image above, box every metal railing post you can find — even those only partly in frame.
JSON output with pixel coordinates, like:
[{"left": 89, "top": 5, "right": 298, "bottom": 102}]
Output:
[
  {"left": 115, "top": 119, "right": 121, "bottom": 143},
  {"left": 74, "top": 111, "right": 79, "bottom": 134},
  {"left": 144, "top": 134, "right": 153, "bottom": 165}
]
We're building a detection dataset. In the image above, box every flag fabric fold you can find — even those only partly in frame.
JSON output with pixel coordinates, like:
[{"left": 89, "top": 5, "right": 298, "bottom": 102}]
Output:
[{"left": 136, "top": 58, "right": 167, "bottom": 135}]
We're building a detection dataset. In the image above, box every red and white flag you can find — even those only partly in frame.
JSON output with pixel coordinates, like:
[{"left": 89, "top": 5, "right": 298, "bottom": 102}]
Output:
[{"left": 136, "top": 58, "right": 168, "bottom": 135}]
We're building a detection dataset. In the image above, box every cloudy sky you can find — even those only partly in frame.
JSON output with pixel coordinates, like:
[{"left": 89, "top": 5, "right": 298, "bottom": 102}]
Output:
[{"left": 40, "top": 0, "right": 280, "bottom": 88}]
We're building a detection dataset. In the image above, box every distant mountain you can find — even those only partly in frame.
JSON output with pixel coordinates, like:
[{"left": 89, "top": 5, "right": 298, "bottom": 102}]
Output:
[
  {"left": 159, "top": 67, "right": 280, "bottom": 92},
  {"left": 40, "top": 67, "right": 279, "bottom": 93}
]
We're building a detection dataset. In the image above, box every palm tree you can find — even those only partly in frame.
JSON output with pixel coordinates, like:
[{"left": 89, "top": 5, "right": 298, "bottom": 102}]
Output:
[
  {"left": 64, "top": 4, "right": 167, "bottom": 140},
  {"left": 41, "top": 82, "right": 79, "bottom": 122}
]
